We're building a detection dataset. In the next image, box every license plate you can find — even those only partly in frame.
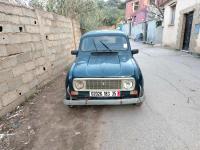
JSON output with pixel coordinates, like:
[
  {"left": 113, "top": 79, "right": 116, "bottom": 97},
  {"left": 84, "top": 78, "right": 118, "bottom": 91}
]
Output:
[{"left": 89, "top": 91, "right": 120, "bottom": 97}]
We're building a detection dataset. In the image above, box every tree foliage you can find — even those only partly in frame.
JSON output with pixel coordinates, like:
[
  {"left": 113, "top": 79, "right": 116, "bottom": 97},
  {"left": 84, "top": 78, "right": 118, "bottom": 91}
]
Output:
[
  {"left": 147, "top": 0, "right": 164, "bottom": 21},
  {"left": 29, "top": 0, "right": 125, "bottom": 31}
]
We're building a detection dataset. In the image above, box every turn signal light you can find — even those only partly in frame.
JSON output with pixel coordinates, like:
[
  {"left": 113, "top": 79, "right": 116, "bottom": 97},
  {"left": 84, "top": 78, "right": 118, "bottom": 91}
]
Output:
[
  {"left": 130, "top": 90, "right": 138, "bottom": 96},
  {"left": 70, "top": 91, "right": 78, "bottom": 96}
]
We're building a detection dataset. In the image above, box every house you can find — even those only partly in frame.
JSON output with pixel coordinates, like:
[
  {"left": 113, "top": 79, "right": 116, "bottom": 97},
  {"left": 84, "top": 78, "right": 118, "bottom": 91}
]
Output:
[
  {"left": 125, "top": 0, "right": 135, "bottom": 21},
  {"left": 124, "top": 0, "right": 148, "bottom": 39},
  {"left": 123, "top": 0, "right": 165, "bottom": 44},
  {"left": 162, "top": 0, "right": 200, "bottom": 54},
  {"left": 126, "top": 0, "right": 148, "bottom": 24},
  {"left": 124, "top": 0, "right": 136, "bottom": 36}
]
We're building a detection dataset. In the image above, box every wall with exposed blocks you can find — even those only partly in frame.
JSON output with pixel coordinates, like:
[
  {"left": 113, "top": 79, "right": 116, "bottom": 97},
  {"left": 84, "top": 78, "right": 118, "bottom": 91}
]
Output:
[{"left": 0, "top": 2, "right": 81, "bottom": 116}]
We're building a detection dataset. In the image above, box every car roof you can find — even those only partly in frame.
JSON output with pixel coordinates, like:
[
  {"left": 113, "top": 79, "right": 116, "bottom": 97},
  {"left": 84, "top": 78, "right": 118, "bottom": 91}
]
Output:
[{"left": 82, "top": 30, "right": 127, "bottom": 38}]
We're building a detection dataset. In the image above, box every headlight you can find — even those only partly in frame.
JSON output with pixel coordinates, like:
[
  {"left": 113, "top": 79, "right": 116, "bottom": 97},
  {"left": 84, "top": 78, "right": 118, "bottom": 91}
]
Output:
[
  {"left": 122, "top": 79, "right": 135, "bottom": 90},
  {"left": 73, "top": 80, "right": 85, "bottom": 90}
]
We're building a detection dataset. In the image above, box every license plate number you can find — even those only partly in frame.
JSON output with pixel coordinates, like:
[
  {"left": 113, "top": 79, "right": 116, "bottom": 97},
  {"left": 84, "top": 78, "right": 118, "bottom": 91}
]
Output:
[{"left": 89, "top": 91, "right": 120, "bottom": 97}]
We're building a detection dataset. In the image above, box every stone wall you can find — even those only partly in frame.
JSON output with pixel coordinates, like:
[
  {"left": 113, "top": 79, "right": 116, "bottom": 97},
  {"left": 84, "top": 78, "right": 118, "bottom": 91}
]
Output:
[{"left": 0, "top": 2, "right": 81, "bottom": 116}]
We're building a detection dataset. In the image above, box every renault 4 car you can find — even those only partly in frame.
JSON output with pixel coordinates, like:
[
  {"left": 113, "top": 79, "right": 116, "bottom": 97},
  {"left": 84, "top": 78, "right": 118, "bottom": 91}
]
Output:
[{"left": 64, "top": 30, "right": 144, "bottom": 107}]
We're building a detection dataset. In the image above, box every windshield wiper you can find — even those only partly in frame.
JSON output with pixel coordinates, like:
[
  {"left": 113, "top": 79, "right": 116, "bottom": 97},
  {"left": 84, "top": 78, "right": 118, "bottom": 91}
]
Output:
[{"left": 99, "top": 41, "right": 112, "bottom": 51}]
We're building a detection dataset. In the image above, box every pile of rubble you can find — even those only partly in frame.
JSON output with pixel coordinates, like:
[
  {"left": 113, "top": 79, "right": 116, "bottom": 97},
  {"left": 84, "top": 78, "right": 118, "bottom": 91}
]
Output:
[{"left": 0, "top": 104, "right": 35, "bottom": 150}]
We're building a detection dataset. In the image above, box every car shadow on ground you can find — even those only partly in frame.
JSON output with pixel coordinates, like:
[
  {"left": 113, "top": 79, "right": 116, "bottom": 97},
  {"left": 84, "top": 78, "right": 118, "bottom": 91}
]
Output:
[{"left": 65, "top": 103, "right": 144, "bottom": 112}]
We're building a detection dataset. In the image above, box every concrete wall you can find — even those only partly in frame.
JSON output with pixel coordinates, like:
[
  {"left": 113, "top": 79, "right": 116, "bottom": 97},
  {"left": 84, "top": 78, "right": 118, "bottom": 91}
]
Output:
[
  {"left": 122, "top": 21, "right": 163, "bottom": 44},
  {"left": 122, "top": 22, "right": 142, "bottom": 38},
  {"left": 147, "top": 20, "right": 163, "bottom": 44},
  {"left": 155, "top": 25, "right": 163, "bottom": 44},
  {"left": 146, "top": 20, "right": 156, "bottom": 43},
  {"left": 132, "top": 22, "right": 145, "bottom": 39},
  {"left": 122, "top": 23, "right": 131, "bottom": 35},
  {"left": 0, "top": 2, "right": 81, "bottom": 116},
  {"left": 162, "top": 0, "right": 200, "bottom": 53}
]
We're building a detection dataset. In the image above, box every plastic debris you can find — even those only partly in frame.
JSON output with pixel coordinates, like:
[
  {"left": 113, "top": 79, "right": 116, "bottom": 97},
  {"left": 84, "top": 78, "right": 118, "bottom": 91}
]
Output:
[{"left": 75, "top": 131, "right": 81, "bottom": 135}]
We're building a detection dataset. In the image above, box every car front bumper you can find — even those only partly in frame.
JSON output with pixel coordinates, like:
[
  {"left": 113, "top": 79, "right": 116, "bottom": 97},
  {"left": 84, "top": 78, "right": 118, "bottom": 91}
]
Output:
[{"left": 64, "top": 95, "right": 145, "bottom": 106}]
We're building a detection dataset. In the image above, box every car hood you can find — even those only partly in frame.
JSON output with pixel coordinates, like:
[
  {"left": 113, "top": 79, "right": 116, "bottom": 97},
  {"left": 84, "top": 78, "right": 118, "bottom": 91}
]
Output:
[{"left": 72, "top": 52, "right": 137, "bottom": 77}]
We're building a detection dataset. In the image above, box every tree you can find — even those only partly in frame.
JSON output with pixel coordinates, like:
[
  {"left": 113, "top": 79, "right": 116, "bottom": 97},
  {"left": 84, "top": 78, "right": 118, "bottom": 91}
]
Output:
[
  {"left": 106, "top": 0, "right": 121, "bottom": 8},
  {"left": 147, "top": 0, "right": 164, "bottom": 21},
  {"left": 30, "top": 0, "right": 47, "bottom": 9},
  {"left": 29, "top": 0, "right": 125, "bottom": 31},
  {"left": 100, "top": 7, "right": 124, "bottom": 26},
  {"left": 98, "top": 0, "right": 125, "bottom": 26}
]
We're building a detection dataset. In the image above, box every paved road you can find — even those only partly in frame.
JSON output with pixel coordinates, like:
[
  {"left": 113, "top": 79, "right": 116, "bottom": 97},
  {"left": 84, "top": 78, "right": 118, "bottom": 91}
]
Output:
[
  {"left": 3, "top": 42, "right": 200, "bottom": 150},
  {"left": 98, "top": 43, "right": 200, "bottom": 150}
]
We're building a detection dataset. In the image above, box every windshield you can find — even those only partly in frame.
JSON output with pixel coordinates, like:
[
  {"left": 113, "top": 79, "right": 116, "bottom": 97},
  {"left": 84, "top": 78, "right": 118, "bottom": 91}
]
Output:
[{"left": 80, "top": 35, "right": 128, "bottom": 51}]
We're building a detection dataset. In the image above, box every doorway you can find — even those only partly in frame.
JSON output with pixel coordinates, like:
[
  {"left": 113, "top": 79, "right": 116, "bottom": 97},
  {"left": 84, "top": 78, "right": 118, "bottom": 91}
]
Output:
[{"left": 182, "top": 11, "right": 194, "bottom": 50}]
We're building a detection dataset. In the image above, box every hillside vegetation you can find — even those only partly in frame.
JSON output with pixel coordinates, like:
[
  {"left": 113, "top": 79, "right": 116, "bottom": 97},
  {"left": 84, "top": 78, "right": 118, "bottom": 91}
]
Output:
[{"left": 30, "top": 0, "right": 125, "bottom": 31}]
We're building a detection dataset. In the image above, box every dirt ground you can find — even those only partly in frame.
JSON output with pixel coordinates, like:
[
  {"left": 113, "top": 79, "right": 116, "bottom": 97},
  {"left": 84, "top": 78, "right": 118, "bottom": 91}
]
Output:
[{"left": 0, "top": 73, "right": 104, "bottom": 150}]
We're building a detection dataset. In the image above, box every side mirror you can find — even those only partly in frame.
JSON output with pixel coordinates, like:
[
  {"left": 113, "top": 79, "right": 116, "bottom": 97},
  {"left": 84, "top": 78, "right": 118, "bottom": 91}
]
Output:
[
  {"left": 131, "top": 49, "right": 139, "bottom": 55},
  {"left": 71, "top": 50, "right": 78, "bottom": 55}
]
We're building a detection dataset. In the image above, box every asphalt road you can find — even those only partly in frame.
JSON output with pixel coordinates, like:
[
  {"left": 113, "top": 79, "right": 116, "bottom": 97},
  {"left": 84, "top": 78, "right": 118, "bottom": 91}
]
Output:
[{"left": 2, "top": 42, "right": 200, "bottom": 150}]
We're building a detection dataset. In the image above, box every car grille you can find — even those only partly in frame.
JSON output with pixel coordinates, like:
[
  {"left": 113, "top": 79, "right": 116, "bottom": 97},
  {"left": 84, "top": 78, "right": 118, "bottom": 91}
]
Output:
[{"left": 86, "top": 79, "right": 121, "bottom": 90}]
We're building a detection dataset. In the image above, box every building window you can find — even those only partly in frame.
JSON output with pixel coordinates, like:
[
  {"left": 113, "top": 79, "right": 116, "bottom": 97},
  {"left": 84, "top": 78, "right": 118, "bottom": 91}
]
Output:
[
  {"left": 132, "top": 2, "right": 134, "bottom": 12},
  {"left": 170, "top": 4, "right": 176, "bottom": 25},
  {"left": 134, "top": 1, "right": 139, "bottom": 11}
]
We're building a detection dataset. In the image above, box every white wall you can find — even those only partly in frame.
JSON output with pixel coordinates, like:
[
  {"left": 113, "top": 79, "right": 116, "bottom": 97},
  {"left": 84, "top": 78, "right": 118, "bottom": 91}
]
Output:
[
  {"left": 162, "top": 0, "right": 177, "bottom": 47},
  {"left": 162, "top": 0, "right": 199, "bottom": 48}
]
